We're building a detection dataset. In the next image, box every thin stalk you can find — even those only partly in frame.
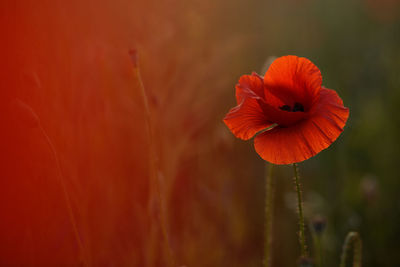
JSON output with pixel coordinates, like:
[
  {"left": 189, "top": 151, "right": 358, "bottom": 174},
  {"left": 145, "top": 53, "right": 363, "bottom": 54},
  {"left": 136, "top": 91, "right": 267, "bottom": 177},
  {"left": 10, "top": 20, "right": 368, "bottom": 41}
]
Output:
[
  {"left": 312, "top": 234, "right": 323, "bottom": 267},
  {"left": 40, "top": 126, "right": 88, "bottom": 266},
  {"left": 12, "top": 99, "right": 88, "bottom": 265},
  {"left": 130, "top": 50, "right": 175, "bottom": 266},
  {"left": 339, "top": 232, "right": 362, "bottom": 267},
  {"left": 293, "top": 163, "right": 308, "bottom": 257},
  {"left": 264, "top": 163, "right": 275, "bottom": 267},
  {"left": 310, "top": 215, "right": 327, "bottom": 267}
]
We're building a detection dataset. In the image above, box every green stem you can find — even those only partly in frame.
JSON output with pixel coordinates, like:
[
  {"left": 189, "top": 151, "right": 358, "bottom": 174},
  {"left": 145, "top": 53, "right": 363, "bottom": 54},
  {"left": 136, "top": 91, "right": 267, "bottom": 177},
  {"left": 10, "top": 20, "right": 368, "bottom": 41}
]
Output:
[
  {"left": 339, "top": 232, "right": 362, "bottom": 267},
  {"left": 264, "top": 164, "right": 275, "bottom": 267},
  {"left": 293, "top": 163, "right": 308, "bottom": 257},
  {"left": 313, "top": 234, "right": 323, "bottom": 267}
]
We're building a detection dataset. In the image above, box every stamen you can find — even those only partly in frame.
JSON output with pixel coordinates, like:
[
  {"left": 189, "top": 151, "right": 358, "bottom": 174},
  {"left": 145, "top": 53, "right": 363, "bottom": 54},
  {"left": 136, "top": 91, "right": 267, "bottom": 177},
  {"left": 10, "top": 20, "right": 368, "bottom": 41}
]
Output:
[
  {"left": 279, "top": 105, "right": 291, "bottom": 111},
  {"left": 293, "top": 102, "right": 304, "bottom": 112},
  {"left": 279, "top": 103, "right": 305, "bottom": 112}
]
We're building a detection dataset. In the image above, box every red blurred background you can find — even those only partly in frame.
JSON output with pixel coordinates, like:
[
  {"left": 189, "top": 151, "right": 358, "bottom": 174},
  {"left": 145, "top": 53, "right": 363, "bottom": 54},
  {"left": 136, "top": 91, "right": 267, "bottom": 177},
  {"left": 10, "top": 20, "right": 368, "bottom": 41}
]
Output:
[
  {"left": 2, "top": 1, "right": 153, "bottom": 265},
  {"left": 1, "top": 0, "right": 241, "bottom": 265}
]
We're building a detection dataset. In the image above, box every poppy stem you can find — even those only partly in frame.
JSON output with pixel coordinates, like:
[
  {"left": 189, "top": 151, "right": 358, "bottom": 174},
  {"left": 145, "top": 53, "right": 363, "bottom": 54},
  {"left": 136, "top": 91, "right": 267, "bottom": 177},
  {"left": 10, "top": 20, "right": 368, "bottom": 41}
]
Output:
[
  {"left": 293, "top": 163, "right": 308, "bottom": 258},
  {"left": 339, "top": 232, "right": 362, "bottom": 267},
  {"left": 130, "top": 49, "right": 176, "bottom": 267},
  {"left": 264, "top": 163, "right": 275, "bottom": 267}
]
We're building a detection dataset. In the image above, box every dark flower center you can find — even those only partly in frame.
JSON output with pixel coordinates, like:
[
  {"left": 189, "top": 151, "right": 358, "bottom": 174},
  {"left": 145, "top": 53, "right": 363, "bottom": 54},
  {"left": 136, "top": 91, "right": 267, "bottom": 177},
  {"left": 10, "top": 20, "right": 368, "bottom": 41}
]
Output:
[{"left": 279, "top": 102, "right": 304, "bottom": 112}]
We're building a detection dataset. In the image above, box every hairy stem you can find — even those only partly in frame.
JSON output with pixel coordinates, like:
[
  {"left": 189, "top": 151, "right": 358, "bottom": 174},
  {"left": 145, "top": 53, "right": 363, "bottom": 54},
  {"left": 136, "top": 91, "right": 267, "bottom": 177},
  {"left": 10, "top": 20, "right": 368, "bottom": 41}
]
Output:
[
  {"left": 293, "top": 163, "right": 308, "bottom": 257},
  {"left": 264, "top": 163, "right": 275, "bottom": 267}
]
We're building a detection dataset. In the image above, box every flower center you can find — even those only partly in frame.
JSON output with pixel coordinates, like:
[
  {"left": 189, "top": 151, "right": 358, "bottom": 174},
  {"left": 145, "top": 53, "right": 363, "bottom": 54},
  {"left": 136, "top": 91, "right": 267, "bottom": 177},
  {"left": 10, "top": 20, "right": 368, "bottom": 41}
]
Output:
[{"left": 279, "top": 102, "right": 304, "bottom": 112}]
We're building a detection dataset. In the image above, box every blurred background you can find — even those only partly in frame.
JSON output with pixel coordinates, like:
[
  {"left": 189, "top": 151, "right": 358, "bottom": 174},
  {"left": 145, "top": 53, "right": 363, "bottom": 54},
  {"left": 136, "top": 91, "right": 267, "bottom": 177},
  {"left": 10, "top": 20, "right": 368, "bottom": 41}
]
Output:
[{"left": 1, "top": 0, "right": 400, "bottom": 266}]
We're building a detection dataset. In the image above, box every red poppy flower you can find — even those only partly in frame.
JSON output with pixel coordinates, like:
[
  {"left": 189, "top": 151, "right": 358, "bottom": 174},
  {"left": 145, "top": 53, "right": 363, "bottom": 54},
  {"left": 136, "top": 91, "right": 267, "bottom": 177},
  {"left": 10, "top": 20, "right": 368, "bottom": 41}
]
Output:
[{"left": 223, "top": 55, "right": 349, "bottom": 165}]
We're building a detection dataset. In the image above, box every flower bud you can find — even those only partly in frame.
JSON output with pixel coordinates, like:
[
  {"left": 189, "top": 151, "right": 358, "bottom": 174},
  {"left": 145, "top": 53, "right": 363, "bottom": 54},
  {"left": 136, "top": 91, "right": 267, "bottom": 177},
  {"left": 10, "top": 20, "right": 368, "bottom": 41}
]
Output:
[{"left": 311, "top": 215, "right": 327, "bottom": 235}]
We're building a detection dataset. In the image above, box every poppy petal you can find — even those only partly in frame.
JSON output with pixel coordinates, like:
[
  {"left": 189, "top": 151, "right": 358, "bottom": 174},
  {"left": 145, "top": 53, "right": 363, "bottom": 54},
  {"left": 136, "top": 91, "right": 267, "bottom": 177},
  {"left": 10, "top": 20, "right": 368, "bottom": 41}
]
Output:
[
  {"left": 310, "top": 87, "right": 349, "bottom": 141},
  {"left": 224, "top": 97, "right": 273, "bottom": 140},
  {"left": 254, "top": 123, "right": 313, "bottom": 164},
  {"left": 264, "top": 55, "right": 322, "bottom": 110},
  {"left": 254, "top": 88, "right": 349, "bottom": 164},
  {"left": 236, "top": 73, "right": 265, "bottom": 104}
]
